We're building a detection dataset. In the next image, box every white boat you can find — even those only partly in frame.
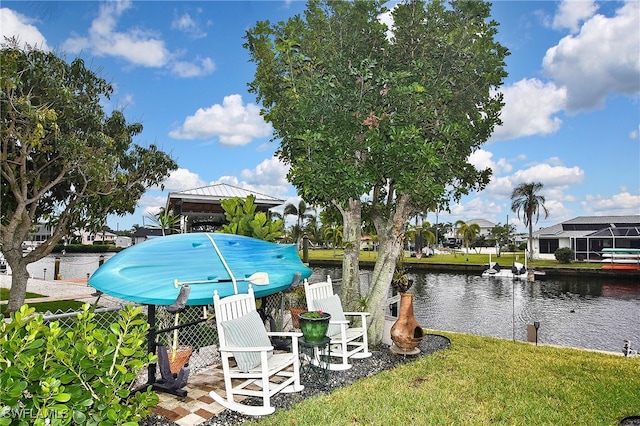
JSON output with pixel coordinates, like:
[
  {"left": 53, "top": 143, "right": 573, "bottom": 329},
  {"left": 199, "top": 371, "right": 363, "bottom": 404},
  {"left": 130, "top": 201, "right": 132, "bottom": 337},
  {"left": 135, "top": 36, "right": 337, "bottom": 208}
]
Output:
[{"left": 482, "top": 253, "right": 529, "bottom": 280}]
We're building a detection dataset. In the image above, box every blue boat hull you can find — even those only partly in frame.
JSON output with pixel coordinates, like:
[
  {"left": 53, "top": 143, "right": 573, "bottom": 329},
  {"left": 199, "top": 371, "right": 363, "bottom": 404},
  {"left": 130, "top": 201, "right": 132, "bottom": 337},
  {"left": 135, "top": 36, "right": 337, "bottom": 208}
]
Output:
[{"left": 89, "top": 233, "right": 311, "bottom": 305}]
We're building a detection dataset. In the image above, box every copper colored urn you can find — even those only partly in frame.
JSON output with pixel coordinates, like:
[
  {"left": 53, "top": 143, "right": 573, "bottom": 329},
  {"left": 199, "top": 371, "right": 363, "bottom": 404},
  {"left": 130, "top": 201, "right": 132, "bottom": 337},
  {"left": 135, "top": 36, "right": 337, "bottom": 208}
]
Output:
[{"left": 390, "top": 292, "right": 424, "bottom": 355}]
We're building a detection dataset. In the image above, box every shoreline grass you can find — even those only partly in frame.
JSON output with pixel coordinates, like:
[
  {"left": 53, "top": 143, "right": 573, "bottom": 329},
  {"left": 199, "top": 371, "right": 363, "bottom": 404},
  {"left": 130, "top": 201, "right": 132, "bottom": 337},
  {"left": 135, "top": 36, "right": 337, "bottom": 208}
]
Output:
[
  {"left": 306, "top": 249, "right": 618, "bottom": 269},
  {"left": 257, "top": 332, "right": 640, "bottom": 425}
]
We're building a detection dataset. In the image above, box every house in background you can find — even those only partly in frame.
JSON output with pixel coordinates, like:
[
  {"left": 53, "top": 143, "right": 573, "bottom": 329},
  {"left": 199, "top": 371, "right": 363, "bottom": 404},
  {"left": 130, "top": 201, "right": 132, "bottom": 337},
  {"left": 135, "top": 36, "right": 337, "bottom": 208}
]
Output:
[
  {"left": 80, "top": 230, "right": 117, "bottom": 245},
  {"left": 532, "top": 215, "right": 640, "bottom": 260},
  {"left": 132, "top": 228, "right": 165, "bottom": 245}
]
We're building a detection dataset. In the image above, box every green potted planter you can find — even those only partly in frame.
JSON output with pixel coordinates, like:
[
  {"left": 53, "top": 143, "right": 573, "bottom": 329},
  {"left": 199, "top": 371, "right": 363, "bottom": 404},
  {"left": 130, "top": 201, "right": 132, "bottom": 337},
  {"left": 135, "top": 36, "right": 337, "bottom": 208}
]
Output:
[{"left": 298, "top": 311, "right": 331, "bottom": 343}]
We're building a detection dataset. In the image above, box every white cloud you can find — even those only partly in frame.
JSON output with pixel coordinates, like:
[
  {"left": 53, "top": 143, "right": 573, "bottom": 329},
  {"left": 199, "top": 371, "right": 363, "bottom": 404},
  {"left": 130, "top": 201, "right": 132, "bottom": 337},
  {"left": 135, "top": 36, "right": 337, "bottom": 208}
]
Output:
[
  {"left": 171, "top": 12, "right": 208, "bottom": 39},
  {"left": 169, "top": 94, "right": 273, "bottom": 145},
  {"left": 170, "top": 57, "right": 216, "bottom": 78},
  {"left": 240, "top": 157, "right": 290, "bottom": 187},
  {"left": 543, "top": 0, "right": 640, "bottom": 112},
  {"left": 552, "top": 0, "right": 598, "bottom": 32},
  {"left": 158, "top": 168, "right": 207, "bottom": 192},
  {"left": 492, "top": 78, "right": 567, "bottom": 141},
  {"left": 60, "top": 1, "right": 214, "bottom": 78},
  {"left": 0, "top": 8, "right": 50, "bottom": 50},
  {"left": 468, "top": 149, "right": 512, "bottom": 175},
  {"left": 510, "top": 163, "right": 585, "bottom": 188},
  {"left": 581, "top": 191, "right": 640, "bottom": 216},
  {"left": 486, "top": 162, "right": 585, "bottom": 201},
  {"left": 63, "top": 0, "right": 171, "bottom": 68}
]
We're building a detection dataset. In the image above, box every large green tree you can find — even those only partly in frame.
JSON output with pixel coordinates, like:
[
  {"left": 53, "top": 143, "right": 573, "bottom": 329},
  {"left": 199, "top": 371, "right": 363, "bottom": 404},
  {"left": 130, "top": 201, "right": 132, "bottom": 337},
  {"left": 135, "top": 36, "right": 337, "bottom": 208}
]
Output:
[
  {"left": 244, "top": 0, "right": 508, "bottom": 343},
  {"left": 0, "top": 43, "right": 177, "bottom": 314},
  {"left": 511, "top": 182, "right": 549, "bottom": 260}
]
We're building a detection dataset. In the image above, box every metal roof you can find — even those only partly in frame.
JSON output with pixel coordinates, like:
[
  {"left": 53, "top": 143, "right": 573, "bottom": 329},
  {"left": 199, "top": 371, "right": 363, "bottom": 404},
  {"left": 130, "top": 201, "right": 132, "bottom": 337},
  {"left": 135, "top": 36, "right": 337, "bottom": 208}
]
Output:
[
  {"left": 534, "top": 216, "right": 640, "bottom": 238},
  {"left": 168, "top": 183, "right": 284, "bottom": 205},
  {"left": 561, "top": 215, "right": 640, "bottom": 226}
]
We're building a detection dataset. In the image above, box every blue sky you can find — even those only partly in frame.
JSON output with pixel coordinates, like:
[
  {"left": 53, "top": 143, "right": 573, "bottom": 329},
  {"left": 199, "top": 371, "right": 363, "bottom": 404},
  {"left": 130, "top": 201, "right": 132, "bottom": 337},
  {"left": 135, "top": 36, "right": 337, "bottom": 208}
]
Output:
[{"left": 2, "top": 0, "right": 638, "bottom": 234}]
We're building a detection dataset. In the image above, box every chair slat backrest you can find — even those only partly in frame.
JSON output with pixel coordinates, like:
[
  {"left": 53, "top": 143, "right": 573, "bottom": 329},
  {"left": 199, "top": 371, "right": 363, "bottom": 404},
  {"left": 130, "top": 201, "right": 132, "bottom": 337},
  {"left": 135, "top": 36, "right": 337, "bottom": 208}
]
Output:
[
  {"left": 305, "top": 275, "right": 334, "bottom": 310},
  {"left": 214, "top": 286, "right": 257, "bottom": 345}
]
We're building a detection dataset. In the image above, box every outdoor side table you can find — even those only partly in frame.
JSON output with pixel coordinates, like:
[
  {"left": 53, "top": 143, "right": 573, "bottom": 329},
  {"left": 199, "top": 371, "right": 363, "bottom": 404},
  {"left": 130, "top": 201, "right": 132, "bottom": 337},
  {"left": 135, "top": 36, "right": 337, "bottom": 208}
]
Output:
[{"left": 298, "top": 336, "right": 331, "bottom": 387}]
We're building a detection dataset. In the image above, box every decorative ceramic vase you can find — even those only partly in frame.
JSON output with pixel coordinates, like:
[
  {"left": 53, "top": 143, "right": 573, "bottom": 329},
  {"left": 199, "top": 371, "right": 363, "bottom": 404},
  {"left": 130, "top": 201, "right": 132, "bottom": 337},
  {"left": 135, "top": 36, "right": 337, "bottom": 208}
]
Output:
[
  {"left": 390, "top": 292, "right": 424, "bottom": 354},
  {"left": 168, "top": 345, "right": 192, "bottom": 374},
  {"left": 298, "top": 312, "right": 331, "bottom": 343}
]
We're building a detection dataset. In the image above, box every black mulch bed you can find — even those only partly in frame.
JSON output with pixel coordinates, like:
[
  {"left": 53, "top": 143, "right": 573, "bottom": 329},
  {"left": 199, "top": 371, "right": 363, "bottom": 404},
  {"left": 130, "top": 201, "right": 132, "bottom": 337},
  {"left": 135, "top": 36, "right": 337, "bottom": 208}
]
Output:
[{"left": 140, "top": 334, "right": 451, "bottom": 426}]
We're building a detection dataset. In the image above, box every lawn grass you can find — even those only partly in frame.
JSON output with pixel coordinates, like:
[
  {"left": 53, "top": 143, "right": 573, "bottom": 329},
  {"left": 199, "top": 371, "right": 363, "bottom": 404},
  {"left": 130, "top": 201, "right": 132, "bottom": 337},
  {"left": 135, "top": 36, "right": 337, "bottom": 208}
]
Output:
[
  {"left": 0, "top": 288, "right": 85, "bottom": 313},
  {"left": 258, "top": 332, "right": 640, "bottom": 425},
  {"left": 307, "top": 249, "right": 604, "bottom": 269}
]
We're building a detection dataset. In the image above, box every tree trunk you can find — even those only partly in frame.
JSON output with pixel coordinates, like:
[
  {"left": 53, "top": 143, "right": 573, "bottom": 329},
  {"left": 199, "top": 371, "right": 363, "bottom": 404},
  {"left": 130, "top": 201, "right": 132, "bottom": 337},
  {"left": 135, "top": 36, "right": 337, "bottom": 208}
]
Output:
[
  {"left": 366, "top": 194, "right": 414, "bottom": 346},
  {"left": 528, "top": 222, "right": 534, "bottom": 260},
  {"left": 335, "top": 198, "right": 361, "bottom": 312},
  {"left": 6, "top": 260, "right": 30, "bottom": 315}
]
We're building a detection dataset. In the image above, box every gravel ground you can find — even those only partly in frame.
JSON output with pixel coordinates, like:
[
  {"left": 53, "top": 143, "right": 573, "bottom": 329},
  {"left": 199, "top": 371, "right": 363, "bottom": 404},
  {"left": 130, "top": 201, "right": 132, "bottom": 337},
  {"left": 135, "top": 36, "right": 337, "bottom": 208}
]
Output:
[{"left": 140, "top": 334, "right": 451, "bottom": 425}]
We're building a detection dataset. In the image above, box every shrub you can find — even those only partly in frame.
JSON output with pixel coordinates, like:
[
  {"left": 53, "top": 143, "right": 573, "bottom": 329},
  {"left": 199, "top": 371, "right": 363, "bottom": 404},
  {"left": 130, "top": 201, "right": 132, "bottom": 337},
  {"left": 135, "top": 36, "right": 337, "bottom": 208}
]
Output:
[
  {"left": 0, "top": 304, "right": 158, "bottom": 425},
  {"left": 554, "top": 247, "right": 575, "bottom": 263}
]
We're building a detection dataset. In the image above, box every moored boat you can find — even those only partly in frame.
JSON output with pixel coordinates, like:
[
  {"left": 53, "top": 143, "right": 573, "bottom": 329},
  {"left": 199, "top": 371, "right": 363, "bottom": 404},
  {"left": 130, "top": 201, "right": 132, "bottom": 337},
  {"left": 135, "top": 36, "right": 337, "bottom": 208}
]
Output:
[
  {"left": 88, "top": 233, "right": 312, "bottom": 305},
  {"left": 481, "top": 253, "right": 529, "bottom": 280}
]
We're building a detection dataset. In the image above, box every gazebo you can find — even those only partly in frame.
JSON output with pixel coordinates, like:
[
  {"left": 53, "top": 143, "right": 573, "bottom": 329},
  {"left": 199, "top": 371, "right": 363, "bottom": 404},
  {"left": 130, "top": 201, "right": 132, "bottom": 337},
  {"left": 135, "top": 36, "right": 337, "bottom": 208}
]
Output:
[{"left": 165, "top": 183, "right": 285, "bottom": 232}]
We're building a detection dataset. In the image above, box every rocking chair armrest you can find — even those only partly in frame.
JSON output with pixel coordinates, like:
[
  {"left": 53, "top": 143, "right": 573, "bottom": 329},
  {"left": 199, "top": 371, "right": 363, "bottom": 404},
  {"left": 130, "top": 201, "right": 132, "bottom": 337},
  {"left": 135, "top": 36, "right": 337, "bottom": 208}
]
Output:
[
  {"left": 266, "top": 331, "right": 303, "bottom": 338},
  {"left": 328, "top": 319, "right": 349, "bottom": 325},
  {"left": 343, "top": 311, "right": 370, "bottom": 317},
  {"left": 218, "top": 345, "right": 274, "bottom": 353}
]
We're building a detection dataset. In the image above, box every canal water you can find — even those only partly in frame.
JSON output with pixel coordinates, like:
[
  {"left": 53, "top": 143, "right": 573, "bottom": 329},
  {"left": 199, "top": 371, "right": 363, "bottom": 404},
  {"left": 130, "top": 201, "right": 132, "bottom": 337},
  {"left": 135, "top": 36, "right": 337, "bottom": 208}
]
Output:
[
  {"left": 310, "top": 266, "right": 640, "bottom": 354},
  {"left": 23, "top": 255, "right": 640, "bottom": 354}
]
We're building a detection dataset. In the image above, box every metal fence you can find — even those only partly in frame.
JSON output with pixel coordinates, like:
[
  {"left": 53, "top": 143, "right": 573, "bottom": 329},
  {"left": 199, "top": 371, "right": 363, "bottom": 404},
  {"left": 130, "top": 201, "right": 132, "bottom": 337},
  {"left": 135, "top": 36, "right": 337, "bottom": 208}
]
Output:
[
  {"left": 37, "top": 273, "right": 372, "bottom": 379},
  {"left": 39, "top": 290, "right": 295, "bottom": 377}
]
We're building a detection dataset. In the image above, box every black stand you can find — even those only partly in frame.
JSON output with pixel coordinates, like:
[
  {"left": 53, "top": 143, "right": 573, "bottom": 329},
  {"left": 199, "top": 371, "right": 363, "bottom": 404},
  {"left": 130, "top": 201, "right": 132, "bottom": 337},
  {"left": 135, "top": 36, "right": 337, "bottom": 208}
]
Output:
[{"left": 298, "top": 336, "right": 331, "bottom": 387}]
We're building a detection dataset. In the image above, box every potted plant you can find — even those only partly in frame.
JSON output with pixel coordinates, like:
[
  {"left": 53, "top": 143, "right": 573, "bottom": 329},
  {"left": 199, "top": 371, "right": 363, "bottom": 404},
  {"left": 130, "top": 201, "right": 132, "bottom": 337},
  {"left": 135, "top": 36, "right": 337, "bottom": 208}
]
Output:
[
  {"left": 298, "top": 310, "right": 331, "bottom": 343},
  {"left": 285, "top": 285, "right": 307, "bottom": 328}
]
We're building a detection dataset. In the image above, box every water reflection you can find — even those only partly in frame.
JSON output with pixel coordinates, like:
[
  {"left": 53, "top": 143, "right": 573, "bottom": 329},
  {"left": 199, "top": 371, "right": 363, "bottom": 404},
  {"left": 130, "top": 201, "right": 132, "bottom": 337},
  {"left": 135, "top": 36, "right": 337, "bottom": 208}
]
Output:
[{"left": 312, "top": 267, "right": 640, "bottom": 353}]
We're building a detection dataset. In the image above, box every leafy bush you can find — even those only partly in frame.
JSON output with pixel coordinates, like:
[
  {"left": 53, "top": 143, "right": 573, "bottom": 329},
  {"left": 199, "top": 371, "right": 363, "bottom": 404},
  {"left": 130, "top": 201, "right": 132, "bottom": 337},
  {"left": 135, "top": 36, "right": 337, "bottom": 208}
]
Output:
[
  {"left": 554, "top": 247, "right": 575, "bottom": 263},
  {"left": 0, "top": 304, "right": 158, "bottom": 425}
]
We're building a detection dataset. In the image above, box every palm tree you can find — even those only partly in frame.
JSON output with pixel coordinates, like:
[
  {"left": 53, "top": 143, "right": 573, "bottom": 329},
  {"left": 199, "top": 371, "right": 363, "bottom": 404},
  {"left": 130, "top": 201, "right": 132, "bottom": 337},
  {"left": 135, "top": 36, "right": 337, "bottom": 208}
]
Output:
[
  {"left": 455, "top": 220, "right": 481, "bottom": 261},
  {"left": 283, "top": 200, "right": 315, "bottom": 248},
  {"left": 511, "top": 182, "right": 549, "bottom": 260},
  {"left": 323, "top": 225, "right": 343, "bottom": 256},
  {"left": 147, "top": 208, "right": 181, "bottom": 236}
]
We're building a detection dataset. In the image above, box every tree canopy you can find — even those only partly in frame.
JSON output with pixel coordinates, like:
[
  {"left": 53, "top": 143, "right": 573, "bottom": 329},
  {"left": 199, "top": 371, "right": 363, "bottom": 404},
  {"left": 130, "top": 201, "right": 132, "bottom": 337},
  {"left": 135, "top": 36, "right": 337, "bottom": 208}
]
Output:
[
  {"left": 0, "top": 42, "right": 177, "bottom": 313},
  {"left": 244, "top": 0, "right": 508, "bottom": 343}
]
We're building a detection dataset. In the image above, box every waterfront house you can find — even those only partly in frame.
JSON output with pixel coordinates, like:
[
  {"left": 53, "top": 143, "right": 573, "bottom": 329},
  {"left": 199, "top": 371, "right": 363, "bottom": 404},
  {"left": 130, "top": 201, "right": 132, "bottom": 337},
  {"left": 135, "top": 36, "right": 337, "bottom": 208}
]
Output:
[{"left": 532, "top": 215, "right": 640, "bottom": 260}]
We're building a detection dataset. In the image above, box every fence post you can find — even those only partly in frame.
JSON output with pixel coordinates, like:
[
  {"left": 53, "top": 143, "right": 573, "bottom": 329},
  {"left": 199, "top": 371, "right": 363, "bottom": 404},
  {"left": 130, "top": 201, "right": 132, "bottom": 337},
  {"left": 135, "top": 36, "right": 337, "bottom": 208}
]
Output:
[
  {"left": 302, "top": 235, "right": 309, "bottom": 263},
  {"left": 54, "top": 257, "right": 61, "bottom": 280}
]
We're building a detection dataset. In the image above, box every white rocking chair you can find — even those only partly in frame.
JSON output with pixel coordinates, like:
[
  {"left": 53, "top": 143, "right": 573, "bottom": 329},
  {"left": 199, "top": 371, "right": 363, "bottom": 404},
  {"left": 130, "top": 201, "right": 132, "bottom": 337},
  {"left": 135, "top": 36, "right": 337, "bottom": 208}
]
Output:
[
  {"left": 210, "top": 285, "right": 303, "bottom": 416},
  {"left": 304, "top": 276, "right": 372, "bottom": 371}
]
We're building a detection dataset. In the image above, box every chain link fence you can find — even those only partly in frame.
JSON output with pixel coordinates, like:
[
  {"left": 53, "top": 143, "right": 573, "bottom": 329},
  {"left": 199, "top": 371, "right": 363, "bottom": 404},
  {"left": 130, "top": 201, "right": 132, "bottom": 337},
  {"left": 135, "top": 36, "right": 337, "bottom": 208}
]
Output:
[{"left": 36, "top": 273, "right": 371, "bottom": 381}]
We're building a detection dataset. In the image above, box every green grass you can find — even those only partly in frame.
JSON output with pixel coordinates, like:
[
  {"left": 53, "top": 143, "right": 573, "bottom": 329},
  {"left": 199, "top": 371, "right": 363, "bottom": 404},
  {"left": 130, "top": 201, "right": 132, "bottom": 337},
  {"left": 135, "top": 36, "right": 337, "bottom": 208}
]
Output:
[
  {"left": 0, "top": 288, "right": 85, "bottom": 313},
  {"left": 258, "top": 332, "right": 640, "bottom": 425},
  {"left": 307, "top": 249, "right": 603, "bottom": 269},
  {"left": 0, "top": 288, "right": 44, "bottom": 299}
]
